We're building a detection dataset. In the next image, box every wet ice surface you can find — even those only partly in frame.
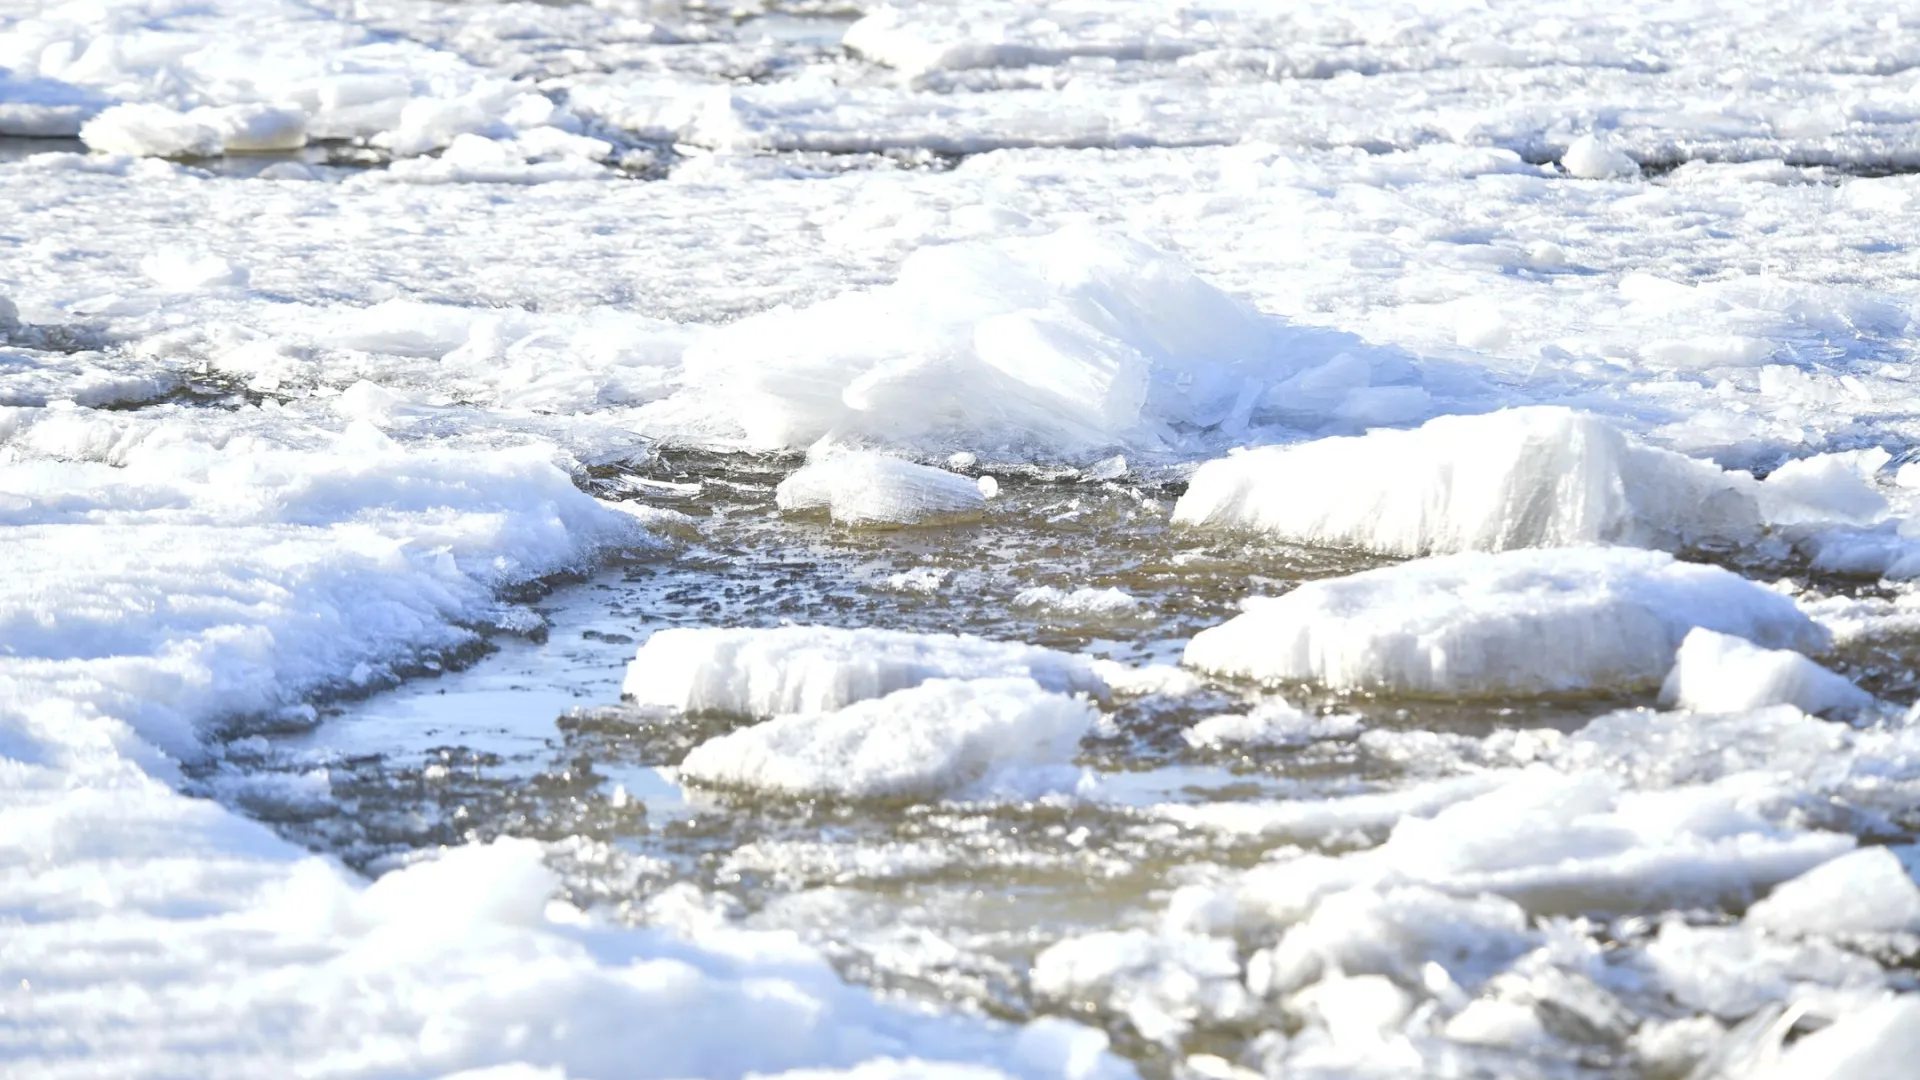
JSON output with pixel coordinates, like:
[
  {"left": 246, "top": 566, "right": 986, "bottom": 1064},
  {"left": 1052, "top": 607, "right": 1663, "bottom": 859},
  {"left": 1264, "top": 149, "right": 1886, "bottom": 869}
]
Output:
[{"left": 17, "top": 0, "right": 1920, "bottom": 1077}]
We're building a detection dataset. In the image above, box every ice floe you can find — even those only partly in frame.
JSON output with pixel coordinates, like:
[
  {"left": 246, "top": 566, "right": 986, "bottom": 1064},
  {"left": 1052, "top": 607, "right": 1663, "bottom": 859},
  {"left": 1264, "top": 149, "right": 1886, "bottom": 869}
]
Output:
[
  {"left": 775, "top": 451, "right": 987, "bottom": 526},
  {"left": 677, "top": 677, "right": 1096, "bottom": 801},
  {"left": 623, "top": 625, "right": 1107, "bottom": 717},
  {"left": 1658, "top": 628, "right": 1871, "bottom": 717},
  {"left": 1184, "top": 547, "right": 1824, "bottom": 695}
]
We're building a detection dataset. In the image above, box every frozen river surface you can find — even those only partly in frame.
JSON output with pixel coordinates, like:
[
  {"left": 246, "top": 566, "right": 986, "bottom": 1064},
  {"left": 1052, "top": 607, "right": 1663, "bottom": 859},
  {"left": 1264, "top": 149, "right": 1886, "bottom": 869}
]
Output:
[{"left": 11, "top": 1, "right": 1920, "bottom": 1078}]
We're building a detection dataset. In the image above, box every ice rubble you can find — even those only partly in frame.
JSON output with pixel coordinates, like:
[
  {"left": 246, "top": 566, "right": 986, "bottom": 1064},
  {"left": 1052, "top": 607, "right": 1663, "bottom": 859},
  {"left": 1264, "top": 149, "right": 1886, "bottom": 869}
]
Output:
[
  {"left": 1559, "top": 132, "right": 1641, "bottom": 180},
  {"left": 1031, "top": 930, "right": 1253, "bottom": 1046},
  {"left": 776, "top": 451, "right": 987, "bottom": 526},
  {"left": 623, "top": 625, "right": 1107, "bottom": 717},
  {"left": 644, "top": 225, "right": 1421, "bottom": 455},
  {"left": 0, "top": 409, "right": 656, "bottom": 759},
  {"left": 0, "top": 405, "right": 1129, "bottom": 1078},
  {"left": 677, "top": 677, "right": 1096, "bottom": 800},
  {"left": 16, "top": 0, "right": 1920, "bottom": 1073},
  {"left": 5, "top": 0, "right": 610, "bottom": 172},
  {"left": 1659, "top": 628, "right": 1872, "bottom": 717},
  {"left": 1183, "top": 547, "right": 1824, "bottom": 695},
  {"left": 1171, "top": 407, "right": 1762, "bottom": 556}
]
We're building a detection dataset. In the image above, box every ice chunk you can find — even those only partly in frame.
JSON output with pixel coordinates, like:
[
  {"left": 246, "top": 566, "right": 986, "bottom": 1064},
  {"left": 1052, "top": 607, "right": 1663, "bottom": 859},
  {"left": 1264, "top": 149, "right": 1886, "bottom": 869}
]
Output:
[
  {"left": 1288, "top": 974, "right": 1414, "bottom": 1048},
  {"left": 80, "top": 103, "right": 223, "bottom": 158},
  {"left": 1183, "top": 699, "right": 1361, "bottom": 749},
  {"left": 1759, "top": 449, "right": 1891, "bottom": 525},
  {"left": 1743, "top": 994, "right": 1920, "bottom": 1080},
  {"left": 1010, "top": 586, "right": 1142, "bottom": 621},
  {"left": 656, "top": 226, "right": 1344, "bottom": 455},
  {"left": 1031, "top": 930, "right": 1251, "bottom": 1045},
  {"left": 776, "top": 452, "right": 986, "bottom": 526},
  {"left": 141, "top": 249, "right": 251, "bottom": 291},
  {"left": 203, "top": 103, "right": 308, "bottom": 152},
  {"left": 1178, "top": 770, "right": 1853, "bottom": 929},
  {"left": 1560, "top": 133, "right": 1640, "bottom": 180},
  {"left": 623, "top": 625, "right": 1107, "bottom": 717},
  {"left": 1658, "top": 628, "right": 1870, "bottom": 717},
  {"left": 1172, "top": 407, "right": 1761, "bottom": 556},
  {"left": 1746, "top": 848, "right": 1920, "bottom": 937},
  {"left": 1248, "top": 886, "right": 1533, "bottom": 998},
  {"left": 676, "top": 677, "right": 1095, "bottom": 800},
  {"left": 1183, "top": 547, "right": 1824, "bottom": 695}
]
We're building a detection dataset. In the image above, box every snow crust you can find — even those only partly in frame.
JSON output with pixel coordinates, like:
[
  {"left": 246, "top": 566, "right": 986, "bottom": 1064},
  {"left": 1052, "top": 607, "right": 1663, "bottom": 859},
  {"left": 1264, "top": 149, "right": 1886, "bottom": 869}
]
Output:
[
  {"left": 1172, "top": 407, "right": 1761, "bottom": 556},
  {"left": 623, "top": 625, "right": 1107, "bottom": 717},
  {"left": 1184, "top": 547, "right": 1825, "bottom": 694},
  {"left": 677, "top": 677, "right": 1095, "bottom": 800}
]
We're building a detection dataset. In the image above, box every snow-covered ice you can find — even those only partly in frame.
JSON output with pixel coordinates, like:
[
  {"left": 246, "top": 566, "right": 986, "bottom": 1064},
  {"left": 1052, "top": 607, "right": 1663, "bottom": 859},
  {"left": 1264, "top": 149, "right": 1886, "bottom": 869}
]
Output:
[
  {"left": 1183, "top": 547, "right": 1825, "bottom": 695},
  {"left": 1171, "top": 407, "right": 1762, "bottom": 556},
  {"left": 677, "top": 677, "right": 1096, "bottom": 800},
  {"left": 1658, "top": 627, "right": 1872, "bottom": 717},
  {"left": 1745, "top": 847, "right": 1920, "bottom": 937},
  {"left": 623, "top": 625, "right": 1107, "bottom": 717},
  {"left": 776, "top": 451, "right": 987, "bottom": 526},
  {"left": 641, "top": 225, "right": 1408, "bottom": 455},
  {"left": 1183, "top": 699, "right": 1362, "bottom": 750}
]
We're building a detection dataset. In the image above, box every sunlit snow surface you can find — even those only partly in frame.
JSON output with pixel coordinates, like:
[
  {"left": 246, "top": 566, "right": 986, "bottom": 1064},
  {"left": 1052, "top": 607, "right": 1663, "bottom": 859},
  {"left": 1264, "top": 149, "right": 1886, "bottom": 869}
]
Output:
[{"left": 13, "top": 0, "right": 1920, "bottom": 1077}]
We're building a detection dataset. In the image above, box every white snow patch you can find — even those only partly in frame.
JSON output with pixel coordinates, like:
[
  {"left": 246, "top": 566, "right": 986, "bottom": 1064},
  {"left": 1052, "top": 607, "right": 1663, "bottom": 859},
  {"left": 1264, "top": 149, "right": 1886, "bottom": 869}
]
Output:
[
  {"left": 80, "top": 103, "right": 224, "bottom": 158},
  {"left": 1759, "top": 448, "right": 1892, "bottom": 526}
]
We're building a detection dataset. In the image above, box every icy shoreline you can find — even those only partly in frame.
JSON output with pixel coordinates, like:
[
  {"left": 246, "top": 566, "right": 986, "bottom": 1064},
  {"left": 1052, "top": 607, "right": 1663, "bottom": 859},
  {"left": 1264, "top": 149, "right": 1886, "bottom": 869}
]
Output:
[{"left": 11, "top": 0, "right": 1920, "bottom": 1076}]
